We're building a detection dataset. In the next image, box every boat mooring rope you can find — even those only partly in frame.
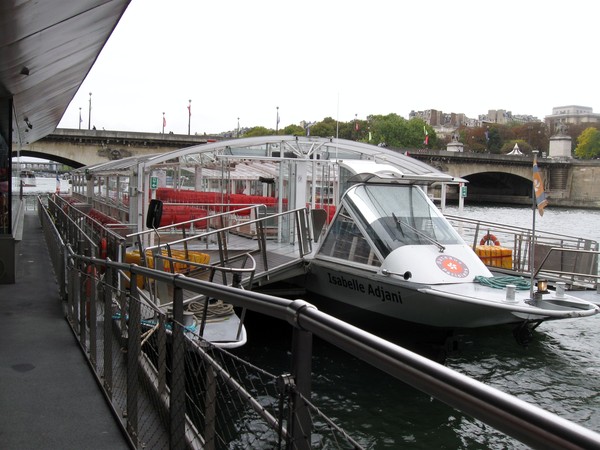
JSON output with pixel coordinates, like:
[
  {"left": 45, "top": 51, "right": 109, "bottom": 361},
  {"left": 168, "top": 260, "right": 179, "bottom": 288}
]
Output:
[
  {"left": 474, "top": 275, "right": 531, "bottom": 290},
  {"left": 188, "top": 299, "right": 235, "bottom": 322}
]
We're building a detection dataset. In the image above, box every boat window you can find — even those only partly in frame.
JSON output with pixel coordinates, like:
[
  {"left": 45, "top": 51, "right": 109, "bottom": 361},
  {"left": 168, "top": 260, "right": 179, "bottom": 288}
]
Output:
[
  {"left": 345, "top": 184, "right": 464, "bottom": 258},
  {"left": 318, "top": 205, "right": 381, "bottom": 267}
]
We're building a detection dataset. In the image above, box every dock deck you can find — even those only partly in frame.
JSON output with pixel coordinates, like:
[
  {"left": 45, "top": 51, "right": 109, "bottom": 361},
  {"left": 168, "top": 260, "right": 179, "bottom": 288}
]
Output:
[{"left": 0, "top": 212, "right": 130, "bottom": 449}]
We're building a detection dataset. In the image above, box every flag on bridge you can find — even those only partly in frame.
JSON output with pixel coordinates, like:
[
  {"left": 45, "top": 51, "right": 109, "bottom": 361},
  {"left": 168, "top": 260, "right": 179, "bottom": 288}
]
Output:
[
  {"left": 533, "top": 159, "right": 548, "bottom": 216},
  {"left": 423, "top": 126, "right": 429, "bottom": 146}
]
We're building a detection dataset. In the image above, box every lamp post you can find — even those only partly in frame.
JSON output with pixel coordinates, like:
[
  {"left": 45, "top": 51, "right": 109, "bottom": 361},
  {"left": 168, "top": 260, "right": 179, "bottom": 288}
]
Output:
[
  {"left": 79, "top": 107, "right": 82, "bottom": 130},
  {"left": 162, "top": 112, "right": 165, "bottom": 134},
  {"left": 188, "top": 99, "right": 191, "bottom": 135},
  {"left": 276, "top": 106, "right": 279, "bottom": 134},
  {"left": 237, "top": 117, "right": 240, "bottom": 138},
  {"left": 88, "top": 92, "right": 92, "bottom": 130}
]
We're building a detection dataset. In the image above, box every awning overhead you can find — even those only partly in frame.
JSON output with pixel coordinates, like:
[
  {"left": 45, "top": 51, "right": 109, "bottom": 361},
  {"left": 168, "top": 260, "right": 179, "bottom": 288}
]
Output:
[{"left": 0, "top": 0, "right": 130, "bottom": 146}]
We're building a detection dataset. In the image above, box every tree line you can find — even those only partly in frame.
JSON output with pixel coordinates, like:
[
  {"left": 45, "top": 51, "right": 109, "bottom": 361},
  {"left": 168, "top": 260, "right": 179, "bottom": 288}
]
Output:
[{"left": 241, "top": 114, "right": 600, "bottom": 159}]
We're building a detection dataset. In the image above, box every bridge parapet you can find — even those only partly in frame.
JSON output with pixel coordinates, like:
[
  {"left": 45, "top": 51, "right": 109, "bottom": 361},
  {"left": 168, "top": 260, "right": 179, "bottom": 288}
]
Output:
[{"left": 18, "top": 128, "right": 222, "bottom": 168}]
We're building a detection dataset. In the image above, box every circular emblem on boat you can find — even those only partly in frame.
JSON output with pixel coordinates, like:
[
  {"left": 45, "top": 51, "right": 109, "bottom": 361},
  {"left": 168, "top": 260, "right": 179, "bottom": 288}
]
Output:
[{"left": 435, "top": 255, "right": 469, "bottom": 278}]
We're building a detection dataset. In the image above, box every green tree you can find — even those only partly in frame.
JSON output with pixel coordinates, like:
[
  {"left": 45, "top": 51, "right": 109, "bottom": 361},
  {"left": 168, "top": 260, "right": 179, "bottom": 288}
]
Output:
[
  {"left": 309, "top": 117, "right": 337, "bottom": 138},
  {"left": 244, "top": 126, "right": 274, "bottom": 137},
  {"left": 283, "top": 124, "right": 305, "bottom": 136},
  {"left": 368, "top": 113, "right": 407, "bottom": 147},
  {"left": 486, "top": 127, "right": 503, "bottom": 153},
  {"left": 407, "top": 118, "right": 435, "bottom": 148},
  {"left": 574, "top": 127, "right": 600, "bottom": 159}
]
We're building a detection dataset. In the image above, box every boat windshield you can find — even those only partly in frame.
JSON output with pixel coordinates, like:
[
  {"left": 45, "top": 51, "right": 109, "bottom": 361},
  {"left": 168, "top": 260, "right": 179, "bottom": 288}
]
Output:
[{"left": 344, "top": 184, "right": 464, "bottom": 258}]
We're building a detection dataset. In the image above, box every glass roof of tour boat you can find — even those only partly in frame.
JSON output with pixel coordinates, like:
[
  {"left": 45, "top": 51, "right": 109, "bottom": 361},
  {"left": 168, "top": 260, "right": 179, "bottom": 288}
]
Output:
[{"left": 72, "top": 136, "right": 462, "bottom": 185}]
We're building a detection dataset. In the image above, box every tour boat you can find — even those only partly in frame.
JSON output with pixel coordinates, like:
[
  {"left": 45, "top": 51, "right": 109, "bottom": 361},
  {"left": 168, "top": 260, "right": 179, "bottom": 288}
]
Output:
[
  {"left": 304, "top": 160, "right": 599, "bottom": 340},
  {"left": 19, "top": 170, "right": 37, "bottom": 187}
]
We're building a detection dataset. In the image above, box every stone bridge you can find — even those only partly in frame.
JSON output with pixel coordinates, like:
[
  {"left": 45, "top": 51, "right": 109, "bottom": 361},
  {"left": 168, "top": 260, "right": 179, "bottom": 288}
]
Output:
[
  {"left": 15, "top": 129, "right": 600, "bottom": 208},
  {"left": 16, "top": 128, "right": 219, "bottom": 168},
  {"left": 408, "top": 149, "right": 600, "bottom": 208}
]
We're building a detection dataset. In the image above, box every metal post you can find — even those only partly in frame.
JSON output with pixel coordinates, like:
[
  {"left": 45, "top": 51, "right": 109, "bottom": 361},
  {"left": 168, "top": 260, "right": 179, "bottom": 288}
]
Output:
[
  {"left": 70, "top": 260, "right": 77, "bottom": 324},
  {"left": 170, "top": 283, "right": 186, "bottom": 450},
  {"left": 126, "top": 274, "right": 140, "bottom": 447},
  {"left": 89, "top": 262, "right": 98, "bottom": 367},
  {"left": 289, "top": 326, "right": 312, "bottom": 450},
  {"left": 103, "top": 265, "right": 113, "bottom": 398},
  {"left": 204, "top": 367, "right": 217, "bottom": 450},
  {"left": 157, "top": 314, "right": 167, "bottom": 395},
  {"left": 79, "top": 262, "right": 86, "bottom": 348}
]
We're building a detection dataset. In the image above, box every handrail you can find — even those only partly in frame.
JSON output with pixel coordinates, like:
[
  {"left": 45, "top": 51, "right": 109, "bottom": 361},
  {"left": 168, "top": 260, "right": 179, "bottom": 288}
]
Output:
[
  {"left": 533, "top": 247, "right": 600, "bottom": 283},
  {"left": 143, "top": 206, "right": 309, "bottom": 252},
  {"left": 78, "top": 254, "right": 600, "bottom": 450},
  {"left": 47, "top": 195, "right": 99, "bottom": 253},
  {"left": 445, "top": 214, "right": 600, "bottom": 247},
  {"left": 126, "top": 204, "right": 264, "bottom": 238},
  {"left": 49, "top": 194, "right": 128, "bottom": 243}
]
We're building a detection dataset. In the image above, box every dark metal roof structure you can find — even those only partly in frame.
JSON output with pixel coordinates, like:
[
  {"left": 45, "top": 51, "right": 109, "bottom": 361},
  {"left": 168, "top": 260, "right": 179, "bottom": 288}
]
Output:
[{"left": 0, "top": 0, "right": 130, "bottom": 146}]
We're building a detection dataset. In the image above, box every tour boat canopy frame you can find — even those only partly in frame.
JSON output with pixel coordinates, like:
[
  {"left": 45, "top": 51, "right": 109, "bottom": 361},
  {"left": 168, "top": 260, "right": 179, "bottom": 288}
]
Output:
[{"left": 70, "top": 136, "right": 466, "bottom": 234}]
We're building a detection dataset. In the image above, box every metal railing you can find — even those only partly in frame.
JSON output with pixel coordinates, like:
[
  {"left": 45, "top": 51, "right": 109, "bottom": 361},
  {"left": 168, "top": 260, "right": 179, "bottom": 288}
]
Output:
[
  {"left": 39, "top": 196, "right": 600, "bottom": 449},
  {"left": 446, "top": 214, "right": 599, "bottom": 288}
]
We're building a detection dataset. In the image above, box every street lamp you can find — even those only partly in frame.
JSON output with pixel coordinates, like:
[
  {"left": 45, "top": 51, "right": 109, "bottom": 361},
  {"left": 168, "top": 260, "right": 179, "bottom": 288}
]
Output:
[
  {"left": 88, "top": 92, "right": 92, "bottom": 130},
  {"left": 79, "top": 107, "right": 82, "bottom": 130},
  {"left": 237, "top": 117, "right": 240, "bottom": 138},
  {"left": 188, "top": 99, "right": 191, "bottom": 135},
  {"left": 276, "top": 106, "right": 279, "bottom": 134}
]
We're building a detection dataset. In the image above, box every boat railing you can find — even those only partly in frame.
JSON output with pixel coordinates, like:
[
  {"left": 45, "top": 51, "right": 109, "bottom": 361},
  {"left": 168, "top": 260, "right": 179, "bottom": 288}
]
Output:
[
  {"left": 446, "top": 214, "right": 599, "bottom": 289},
  {"left": 533, "top": 247, "right": 600, "bottom": 290},
  {"left": 131, "top": 204, "right": 311, "bottom": 272},
  {"left": 38, "top": 196, "right": 600, "bottom": 449}
]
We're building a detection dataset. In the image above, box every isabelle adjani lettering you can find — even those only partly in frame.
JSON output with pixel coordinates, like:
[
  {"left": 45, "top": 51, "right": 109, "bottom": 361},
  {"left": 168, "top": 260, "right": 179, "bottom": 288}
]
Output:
[{"left": 327, "top": 272, "right": 402, "bottom": 303}]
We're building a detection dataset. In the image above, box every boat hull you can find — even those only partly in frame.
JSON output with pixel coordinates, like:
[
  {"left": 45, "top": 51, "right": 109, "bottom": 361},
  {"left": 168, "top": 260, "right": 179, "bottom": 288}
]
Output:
[{"left": 305, "top": 259, "right": 599, "bottom": 329}]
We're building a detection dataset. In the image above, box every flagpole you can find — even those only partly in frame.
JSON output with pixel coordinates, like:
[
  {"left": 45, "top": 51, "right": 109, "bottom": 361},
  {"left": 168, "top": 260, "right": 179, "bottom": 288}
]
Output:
[{"left": 530, "top": 150, "right": 538, "bottom": 300}]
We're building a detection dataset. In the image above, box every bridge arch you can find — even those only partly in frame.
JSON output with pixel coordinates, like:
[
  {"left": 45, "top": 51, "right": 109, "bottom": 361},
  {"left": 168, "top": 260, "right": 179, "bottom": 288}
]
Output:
[
  {"left": 461, "top": 171, "right": 532, "bottom": 204},
  {"left": 12, "top": 149, "right": 84, "bottom": 169},
  {"left": 454, "top": 164, "right": 533, "bottom": 182}
]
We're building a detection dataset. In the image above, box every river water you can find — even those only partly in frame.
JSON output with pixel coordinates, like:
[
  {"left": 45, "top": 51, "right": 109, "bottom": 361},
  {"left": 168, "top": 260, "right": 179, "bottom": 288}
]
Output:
[
  {"left": 239, "top": 203, "right": 600, "bottom": 449},
  {"left": 26, "top": 179, "right": 600, "bottom": 448}
]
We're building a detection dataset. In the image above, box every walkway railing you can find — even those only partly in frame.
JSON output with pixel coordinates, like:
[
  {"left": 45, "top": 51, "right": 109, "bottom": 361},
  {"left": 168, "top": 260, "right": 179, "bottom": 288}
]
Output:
[{"left": 39, "top": 196, "right": 600, "bottom": 449}]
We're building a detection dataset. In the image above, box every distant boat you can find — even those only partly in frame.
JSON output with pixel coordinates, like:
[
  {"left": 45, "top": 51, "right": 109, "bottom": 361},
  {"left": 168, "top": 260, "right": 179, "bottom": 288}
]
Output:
[{"left": 19, "top": 170, "right": 36, "bottom": 187}]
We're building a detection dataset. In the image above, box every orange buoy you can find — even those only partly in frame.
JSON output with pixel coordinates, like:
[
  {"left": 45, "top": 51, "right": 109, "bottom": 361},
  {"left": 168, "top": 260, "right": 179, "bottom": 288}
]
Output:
[
  {"left": 480, "top": 233, "right": 501, "bottom": 246},
  {"left": 99, "top": 238, "right": 108, "bottom": 259}
]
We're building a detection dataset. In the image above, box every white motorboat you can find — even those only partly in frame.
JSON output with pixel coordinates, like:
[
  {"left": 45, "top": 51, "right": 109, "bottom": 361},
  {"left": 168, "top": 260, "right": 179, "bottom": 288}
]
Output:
[{"left": 305, "top": 160, "right": 599, "bottom": 335}]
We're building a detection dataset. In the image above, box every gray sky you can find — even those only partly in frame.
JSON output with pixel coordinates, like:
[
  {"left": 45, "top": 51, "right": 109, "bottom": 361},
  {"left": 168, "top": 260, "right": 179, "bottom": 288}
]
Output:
[{"left": 58, "top": 0, "right": 598, "bottom": 135}]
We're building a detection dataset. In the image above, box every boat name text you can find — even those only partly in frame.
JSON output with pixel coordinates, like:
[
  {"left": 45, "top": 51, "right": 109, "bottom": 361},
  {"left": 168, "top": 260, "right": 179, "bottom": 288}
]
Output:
[{"left": 327, "top": 273, "right": 402, "bottom": 303}]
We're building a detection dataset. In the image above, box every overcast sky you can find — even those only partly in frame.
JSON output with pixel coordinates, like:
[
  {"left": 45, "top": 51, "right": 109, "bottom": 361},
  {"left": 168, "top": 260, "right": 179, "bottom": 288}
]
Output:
[{"left": 57, "top": 0, "right": 598, "bottom": 135}]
